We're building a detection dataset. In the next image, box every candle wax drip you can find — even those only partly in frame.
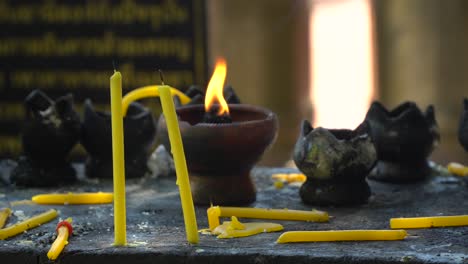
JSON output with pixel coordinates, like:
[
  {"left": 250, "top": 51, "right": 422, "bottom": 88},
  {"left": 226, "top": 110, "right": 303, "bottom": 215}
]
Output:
[{"left": 202, "top": 106, "right": 232, "bottom": 124}]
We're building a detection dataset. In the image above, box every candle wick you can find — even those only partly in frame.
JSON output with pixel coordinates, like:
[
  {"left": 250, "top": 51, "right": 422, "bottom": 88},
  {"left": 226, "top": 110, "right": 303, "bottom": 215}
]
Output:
[
  {"left": 112, "top": 60, "right": 118, "bottom": 72},
  {"left": 158, "top": 69, "right": 165, "bottom": 85}
]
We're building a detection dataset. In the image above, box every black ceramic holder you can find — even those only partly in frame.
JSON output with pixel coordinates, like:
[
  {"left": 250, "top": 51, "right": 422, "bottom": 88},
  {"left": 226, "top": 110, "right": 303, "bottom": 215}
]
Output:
[
  {"left": 458, "top": 98, "right": 468, "bottom": 152},
  {"left": 81, "top": 100, "right": 156, "bottom": 179},
  {"left": 10, "top": 90, "right": 80, "bottom": 186},
  {"left": 293, "top": 120, "right": 376, "bottom": 206},
  {"left": 365, "top": 101, "right": 439, "bottom": 182}
]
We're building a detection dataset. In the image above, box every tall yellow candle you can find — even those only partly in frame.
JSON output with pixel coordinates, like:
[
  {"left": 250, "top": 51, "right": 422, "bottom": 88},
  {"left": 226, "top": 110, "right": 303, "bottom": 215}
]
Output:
[
  {"left": 110, "top": 70, "right": 126, "bottom": 246},
  {"left": 0, "top": 209, "right": 58, "bottom": 240},
  {"left": 159, "top": 85, "right": 199, "bottom": 244},
  {"left": 390, "top": 215, "right": 468, "bottom": 229},
  {"left": 277, "top": 230, "right": 407, "bottom": 243}
]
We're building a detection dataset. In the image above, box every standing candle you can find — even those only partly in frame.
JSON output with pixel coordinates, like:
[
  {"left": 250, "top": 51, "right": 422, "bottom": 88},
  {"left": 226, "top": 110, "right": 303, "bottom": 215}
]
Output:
[
  {"left": 159, "top": 85, "right": 199, "bottom": 244},
  {"left": 110, "top": 70, "right": 126, "bottom": 246}
]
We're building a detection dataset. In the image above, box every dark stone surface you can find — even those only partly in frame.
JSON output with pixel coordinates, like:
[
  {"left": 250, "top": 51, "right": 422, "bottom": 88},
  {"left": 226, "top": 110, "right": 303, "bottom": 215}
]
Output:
[{"left": 0, "top": 166, "right": 467, "bottom": 264}]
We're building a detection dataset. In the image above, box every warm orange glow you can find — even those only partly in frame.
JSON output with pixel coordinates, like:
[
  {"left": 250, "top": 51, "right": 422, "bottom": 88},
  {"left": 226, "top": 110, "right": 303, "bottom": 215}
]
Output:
[
  {"left": 205, "top": 58, "right": 229, "bottom": 115},
  {"left": 309, "top": 0, "right": 375, "bottom": 129}
]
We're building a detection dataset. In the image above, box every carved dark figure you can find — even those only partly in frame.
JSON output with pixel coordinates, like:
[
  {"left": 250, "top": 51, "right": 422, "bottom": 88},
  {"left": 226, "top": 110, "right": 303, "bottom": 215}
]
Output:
[
  {"left": 458, "top": 98, "right": 468, "bottom": 152},
  {"left": 10, "top": 90, "right": 80, "bottom": 186},
  {"left": 365, "top": 101, "right": 439, "bottom": 182},
  {"left": 81, "top": 100, "right": 156, "bottom": 179},
  {"left": 293, "top": 120, "right": 376, "bottom": 206}
]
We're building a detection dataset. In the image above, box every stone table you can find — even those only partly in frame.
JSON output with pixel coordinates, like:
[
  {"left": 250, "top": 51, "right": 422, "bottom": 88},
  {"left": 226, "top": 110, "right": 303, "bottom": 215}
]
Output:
[{"left": 0, "top": 167, "right": 467, "bottom": 264}]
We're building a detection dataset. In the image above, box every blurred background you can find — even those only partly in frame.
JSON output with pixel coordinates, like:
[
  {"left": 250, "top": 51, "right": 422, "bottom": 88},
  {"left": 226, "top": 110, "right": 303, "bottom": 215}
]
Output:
[
  {"left": 0, "top": 0, "right": 467, "bottom": 167},
  {"left": 207, "top": 0, "right": 468, "bottom": 166}
]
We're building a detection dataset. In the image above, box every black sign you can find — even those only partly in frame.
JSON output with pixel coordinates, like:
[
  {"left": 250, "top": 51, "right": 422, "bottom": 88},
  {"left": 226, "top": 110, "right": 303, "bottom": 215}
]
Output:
[{"left": 0, "top": 0, "right": 207, "bottom": 158}]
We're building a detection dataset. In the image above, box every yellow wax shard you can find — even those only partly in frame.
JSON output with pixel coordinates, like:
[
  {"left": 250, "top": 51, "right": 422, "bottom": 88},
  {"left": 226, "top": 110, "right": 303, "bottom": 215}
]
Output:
[
  {"left": 274, "top": 181, "right": 284, "bottom": 189},
  {"left": 390, "top": 215, "right": 468, "bottom": 229},
  {"left": 272, "top": 173, "right": 306, "bottom": 183},
  {"left": 277, "top": 230, "right": 407, "bottom": 243},
  {"left": 121, "top": 85, "right": 191, "bottom": 116},
  {"left": 0, "top": 209, "right": 58, "bottom": 240},
  {"left": 32, "top": 192, "right": 113, "bottom": 205},
  {"left": 0, "top": 208, "right": 12, "bottom": 228},
  {"left": 159, "top": 85, "right": 199, "bottom": 244},
  {"left": 212, "top": 216, "right": 283, "bottom": 239},
  {"left": 447, "top": 162, "right": 468, "bottom": 177},
  {"left": 110, "top": 70, "right": 127, "bottom": 246},
  {"left": 207, "top": 206, "right": 328, "bottom": 231},
  {"left": 47, "top": 218, "right": 72, "bottom": 260}
]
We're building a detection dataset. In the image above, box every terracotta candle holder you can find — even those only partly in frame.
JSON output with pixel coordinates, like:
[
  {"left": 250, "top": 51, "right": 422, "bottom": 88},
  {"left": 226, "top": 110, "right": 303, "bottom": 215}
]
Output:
[
  {"left": 157, "top": 104, "right": 278, "bottom": 205},
  {"left": 10, "top": 90, "right": 80, "bottom": 186},
  {"left": 81, "top": 99, "right": 156, "bottom": 179},
  {"left": 293, "top": 120, "right": 376, "bottom": 206},
  {"left": 365, "top": 101, "right": 439, "bottom": 182}
]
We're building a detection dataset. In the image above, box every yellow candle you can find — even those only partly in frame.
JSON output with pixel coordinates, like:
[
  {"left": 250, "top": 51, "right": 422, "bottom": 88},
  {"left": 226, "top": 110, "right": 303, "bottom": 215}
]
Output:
[
  {"left": 47, "top": 218, "right": 73, "bottom": 260},
  {"left": 158, "top": 85, "right": 199, "bottom": 244},
  {"left": 447, "top": 162, "right": 468, "bottom": 177},
  {"left": 0, "top": 209, "right": 58, "bottom": 240},
  {"left": 32, "top": 192, "right": 113, "bottom": 205},
  {"left": 0, "top": 208, "right": 11, "bottom": 228},
  {"left": 272, "top": 173, "right": 306, "bottom": 183},
  {"left": 390, "top": 215, "right": 468, "bottom": 229},
  {"left": 121, "top": 85, "right": 191, "bottom": 116},
  {"left": 212, "top": 216, "right": 284, "bottom": 239},
  {"left": 207, "top": 206, "right": 329, "bottom": 231},
  {"left": 110, "top": 70, "right": 127, "bottom": 246},
  {"left": 276, "top": 230, "right": 407, "bottom": 243}
]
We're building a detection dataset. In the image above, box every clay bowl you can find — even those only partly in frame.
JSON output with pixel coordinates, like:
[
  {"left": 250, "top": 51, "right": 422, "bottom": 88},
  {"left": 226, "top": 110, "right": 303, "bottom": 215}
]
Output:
[{"left": 157, "top": 104, "right": 278, "bottom": 205}]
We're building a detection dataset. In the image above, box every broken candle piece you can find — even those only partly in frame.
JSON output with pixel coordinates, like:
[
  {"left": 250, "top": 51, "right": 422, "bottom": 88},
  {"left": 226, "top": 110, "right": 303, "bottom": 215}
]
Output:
[
  {"left": 47, "top": 218, "right": 73, "bottom": 260},
  {"left": 390, "top": 215, "right": 468, "bottom": 229},
  {"left": 276, "top": 230, "right": 407, "bottom": 243},
  {"left": 0, "top": 208, "right": 12, "bottom": 228},
  {"left": 207, "top": 206, "right": 328, "bottom": 230},
  {"left": 0, "top": 209, "right": 58, "bottom": 240},
  {"left": 32, "top": 192, "right": 113, "bottom": 205},
  {"left": 272, "top": 173, "right": 306, "bottom": 183},
  {"left": 447, "top": 162, "right": 468, "bottom": 177},
  {"left": 212, "top": 216, "right": 283, "bottom": 239},
  {"left": 121, "top": 85, "right": 191, "bottom": 116}
]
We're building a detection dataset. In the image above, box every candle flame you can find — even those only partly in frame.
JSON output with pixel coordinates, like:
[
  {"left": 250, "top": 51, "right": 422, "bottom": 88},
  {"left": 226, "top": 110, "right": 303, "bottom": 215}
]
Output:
[{"left": 205, "top": 58, "right": 229, "bottom": 115}]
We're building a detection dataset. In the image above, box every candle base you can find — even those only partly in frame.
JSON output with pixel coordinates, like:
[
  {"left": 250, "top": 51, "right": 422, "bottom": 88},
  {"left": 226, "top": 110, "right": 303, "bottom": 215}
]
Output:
[
  {"left": 368, "top": 160, "right": 431, "bottom": 183},
  {"left": 300, "top": 178, "right": 370, "bottom": 206},
  {"left": 190, "top": 171, "right": 256, "bottom": 206}
]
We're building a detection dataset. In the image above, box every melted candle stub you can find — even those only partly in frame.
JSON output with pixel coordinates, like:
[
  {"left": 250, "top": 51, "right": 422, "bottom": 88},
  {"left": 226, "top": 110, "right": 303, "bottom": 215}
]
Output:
[{"left": 202, "top": 106, "right": 232, "bottom": 124}]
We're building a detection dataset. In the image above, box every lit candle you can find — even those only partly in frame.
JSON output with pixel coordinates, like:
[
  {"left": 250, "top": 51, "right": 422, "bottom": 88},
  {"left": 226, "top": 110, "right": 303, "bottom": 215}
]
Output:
[
  {"left": 272, "top": 173, "right": 306, "bottom": 183},
  {"left": 212, "top": 216, "right": 284, "bottom": 239},
  {"left": 32, "top": 192, "right": 113, "bottom": 205},
  {"left": 0, "top": 209, "right": 58, "bottom": 240},
  {"left": 158, "top": 85, "right": 199, "bottom": 244},
  {"left": 390, "top": 215, "right": 468, "bottom": 229},
  {"left": 276, "top": 230, "right": 407, "bottom": 243},
  {"left": 447, "top": 162, "right": 468, "bottom": 177},
  {"left": 207, "top": 206, "right": 329, "bottom": 231},
  {"left": 47, "top": 218, "right": 73, "bottom": 260},
  {"left": 110, "top": 70, "right": 127, "bottom": 246},
  {"left": 0, "top": 208, "right": 11, "bottom": 228},
  {"left": 121, "top": 85, "right": 191, "bottom": 116}
]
